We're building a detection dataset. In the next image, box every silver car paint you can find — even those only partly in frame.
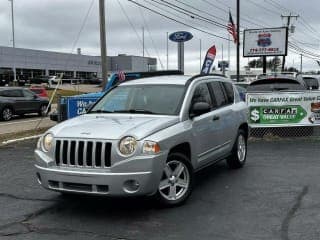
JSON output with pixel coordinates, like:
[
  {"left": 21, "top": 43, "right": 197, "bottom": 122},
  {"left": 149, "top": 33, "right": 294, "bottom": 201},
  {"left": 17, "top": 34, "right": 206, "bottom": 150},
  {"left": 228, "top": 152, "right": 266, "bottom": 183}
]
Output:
[{"left": 35, "top": 75, "right": 248, "bottom": 196}]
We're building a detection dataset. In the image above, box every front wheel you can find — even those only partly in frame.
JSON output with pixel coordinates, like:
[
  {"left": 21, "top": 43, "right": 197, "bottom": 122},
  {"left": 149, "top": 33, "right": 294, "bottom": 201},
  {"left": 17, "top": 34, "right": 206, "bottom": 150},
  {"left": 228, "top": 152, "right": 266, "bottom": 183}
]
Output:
[
  {"left": 226, "top": 129, "right": 247, "bottom": 169},
  {"left": 156, "top": 153, "right": 194, "bottom": 206}
]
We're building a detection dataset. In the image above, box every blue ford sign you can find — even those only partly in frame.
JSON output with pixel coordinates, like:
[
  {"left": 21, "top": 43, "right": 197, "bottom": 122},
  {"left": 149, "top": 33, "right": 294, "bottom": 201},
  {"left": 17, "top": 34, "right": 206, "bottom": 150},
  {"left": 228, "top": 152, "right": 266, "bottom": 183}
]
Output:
[{"left": 169, "top": 31, "right": 193, "bottom": 42}]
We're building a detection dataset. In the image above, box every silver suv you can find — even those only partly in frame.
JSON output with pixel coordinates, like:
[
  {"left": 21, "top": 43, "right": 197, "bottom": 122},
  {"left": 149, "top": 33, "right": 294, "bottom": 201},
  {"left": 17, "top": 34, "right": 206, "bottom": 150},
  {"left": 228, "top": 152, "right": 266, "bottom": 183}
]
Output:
[{"left": 35, "top": 75, "right": 248, "bottom": 206}]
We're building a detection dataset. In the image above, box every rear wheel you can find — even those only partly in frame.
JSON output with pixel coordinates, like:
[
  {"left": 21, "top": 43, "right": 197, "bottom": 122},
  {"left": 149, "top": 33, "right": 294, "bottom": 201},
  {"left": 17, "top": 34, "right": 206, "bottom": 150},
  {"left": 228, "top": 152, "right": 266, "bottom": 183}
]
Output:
[
  {"left": 156, "top": 153, "right": 193, "bottom": 206},
  {"left": 1, "top": 107, "right": 13, "bottom": 121},
  {"left": 226, "top": 129, "right": 247, "bottom": 169},
  {"left": 38, "top": 104, "right": 48, "bottom": 117}
]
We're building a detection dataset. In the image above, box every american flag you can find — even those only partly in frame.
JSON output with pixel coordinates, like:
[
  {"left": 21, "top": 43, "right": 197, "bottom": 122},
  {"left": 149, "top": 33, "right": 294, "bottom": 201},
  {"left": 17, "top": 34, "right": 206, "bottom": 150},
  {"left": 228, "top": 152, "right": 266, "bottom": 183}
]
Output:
[
  {"left": 118, "top": 70, "right": 126, "bottom": 82},
  {"left": 227, "top": 11, "right": 238, "bottom": 44}
]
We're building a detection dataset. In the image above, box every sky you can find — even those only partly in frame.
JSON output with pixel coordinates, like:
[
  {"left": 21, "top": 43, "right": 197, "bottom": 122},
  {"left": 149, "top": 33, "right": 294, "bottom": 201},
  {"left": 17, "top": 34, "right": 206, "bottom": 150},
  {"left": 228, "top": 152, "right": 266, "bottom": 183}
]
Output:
[{"left": 0, "top": 0, "right": 320, "bottom": 74}]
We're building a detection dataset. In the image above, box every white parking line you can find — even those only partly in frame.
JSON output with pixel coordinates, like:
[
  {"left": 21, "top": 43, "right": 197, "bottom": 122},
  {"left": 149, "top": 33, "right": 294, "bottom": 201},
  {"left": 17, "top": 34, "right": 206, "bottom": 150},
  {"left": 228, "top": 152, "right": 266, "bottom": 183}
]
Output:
[{"left": 0, "top": 118, "right": 45, "bottom": 126}]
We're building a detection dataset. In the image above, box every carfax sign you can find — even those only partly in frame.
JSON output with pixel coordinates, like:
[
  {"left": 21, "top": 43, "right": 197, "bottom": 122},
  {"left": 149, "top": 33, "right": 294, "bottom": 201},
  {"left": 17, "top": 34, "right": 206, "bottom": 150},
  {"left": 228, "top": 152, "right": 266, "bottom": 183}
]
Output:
[
  {"left": 247, "top": 92, "right": 320, "bottom": 127},
  {"left": 243, "top": 27, "right": 288, "bottom": 57}
]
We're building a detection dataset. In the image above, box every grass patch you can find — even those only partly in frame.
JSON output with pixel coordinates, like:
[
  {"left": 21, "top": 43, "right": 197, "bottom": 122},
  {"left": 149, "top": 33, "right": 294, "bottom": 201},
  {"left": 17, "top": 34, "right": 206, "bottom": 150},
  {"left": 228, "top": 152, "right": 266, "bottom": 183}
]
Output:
[
  {"left": 0, "top": 127, "right": 49, "bottom": 145},
  {"left": 47, "top": 89, "right": 84, "bottom": 104}
]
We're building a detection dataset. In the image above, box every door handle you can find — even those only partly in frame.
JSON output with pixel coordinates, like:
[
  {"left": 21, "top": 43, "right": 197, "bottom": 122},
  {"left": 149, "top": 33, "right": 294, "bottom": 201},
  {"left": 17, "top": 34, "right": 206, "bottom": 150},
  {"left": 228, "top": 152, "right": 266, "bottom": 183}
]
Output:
[{"left": 212, "top": 115, "right": 220, "bottom": 121}]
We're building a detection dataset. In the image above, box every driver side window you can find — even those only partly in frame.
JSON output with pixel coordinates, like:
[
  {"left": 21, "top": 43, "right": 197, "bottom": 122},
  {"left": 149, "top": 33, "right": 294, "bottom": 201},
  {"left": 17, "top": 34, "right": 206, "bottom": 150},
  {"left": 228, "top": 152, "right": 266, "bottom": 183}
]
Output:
[{"left": 191, "top": 83, "right": 212, "bottom": 108}]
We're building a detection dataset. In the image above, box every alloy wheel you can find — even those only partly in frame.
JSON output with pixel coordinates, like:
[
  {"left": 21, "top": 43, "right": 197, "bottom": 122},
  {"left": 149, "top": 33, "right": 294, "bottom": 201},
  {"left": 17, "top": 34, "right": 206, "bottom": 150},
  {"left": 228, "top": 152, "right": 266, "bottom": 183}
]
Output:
[
  {"left": 237, "top": 134, "right": 246, "bottom": 162},
  {"left": 158, "top": 160, "right": 190, "bottom": 201}
]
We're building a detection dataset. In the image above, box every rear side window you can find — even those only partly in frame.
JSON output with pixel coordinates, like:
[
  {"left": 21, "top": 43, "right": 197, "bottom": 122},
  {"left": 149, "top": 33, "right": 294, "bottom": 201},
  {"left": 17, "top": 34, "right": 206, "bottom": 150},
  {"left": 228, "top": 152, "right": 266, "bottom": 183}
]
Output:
[
  {"left": 303, "top": 77, "right": 319, "bottom": 90},
  {"left": 209, "top": 82, "right": 228, "bottom": 108},
  {"left": 30, "top": 89, "right": 42, "bottom": 94},
  {"left": 222, "top": 82, "right": 234, "bottom": 103}
]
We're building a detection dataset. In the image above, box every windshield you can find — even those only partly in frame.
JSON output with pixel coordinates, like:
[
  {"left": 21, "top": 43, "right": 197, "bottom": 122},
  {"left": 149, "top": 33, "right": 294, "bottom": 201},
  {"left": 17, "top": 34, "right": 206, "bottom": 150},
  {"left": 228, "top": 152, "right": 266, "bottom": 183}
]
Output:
[{"left": 90, "top": 85, "right": 185, "bottom": 115}]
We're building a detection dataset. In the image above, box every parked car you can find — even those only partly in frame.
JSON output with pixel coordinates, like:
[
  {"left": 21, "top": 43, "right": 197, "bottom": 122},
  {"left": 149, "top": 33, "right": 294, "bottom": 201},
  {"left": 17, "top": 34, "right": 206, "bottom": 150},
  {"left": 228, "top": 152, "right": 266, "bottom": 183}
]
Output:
[
  {"left": 0, "top": 87, "right": 50, "bottom": 121},
  {"left": 247, "top": 76, "right": 308, "bottom": 92},
  {"left": 300, "top": 76, "right": 320, "bottom": 90},
  {"left": 0, "top": 79, "right": 9, "bottom": 86},
  {"left": 30, "top": 86, "right": 49, "bottom": 98},
  {"left": 35, "top": 74, "right": 248, "bottom": 206},
  {"left": 29, "top": 76, "right": 50, "bottom": 85}
]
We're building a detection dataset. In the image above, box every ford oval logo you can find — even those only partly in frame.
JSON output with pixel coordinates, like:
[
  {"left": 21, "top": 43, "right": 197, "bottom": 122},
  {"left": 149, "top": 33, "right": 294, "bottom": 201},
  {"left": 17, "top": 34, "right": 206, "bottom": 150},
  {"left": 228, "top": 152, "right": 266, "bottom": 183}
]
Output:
[{"left": 169, "top": 31, "right": 193, "bottom": 42}]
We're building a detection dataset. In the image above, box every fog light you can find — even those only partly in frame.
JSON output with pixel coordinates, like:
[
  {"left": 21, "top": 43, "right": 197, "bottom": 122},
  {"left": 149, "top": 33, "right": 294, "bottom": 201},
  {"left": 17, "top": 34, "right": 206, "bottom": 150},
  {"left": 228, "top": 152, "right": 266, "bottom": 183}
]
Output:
[
  {"left": 123, "top": 180, "right": 140, "bottom": 193},
  {"left": 36, "top": 173, "right": 42, "bottom": 185}
]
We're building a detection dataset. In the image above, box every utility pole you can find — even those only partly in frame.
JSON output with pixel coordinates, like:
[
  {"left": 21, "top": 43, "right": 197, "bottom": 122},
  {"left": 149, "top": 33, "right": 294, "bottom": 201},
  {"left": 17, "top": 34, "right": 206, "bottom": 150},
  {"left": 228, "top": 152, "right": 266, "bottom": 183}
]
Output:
[
  {"left": 236, "top": 0, "right": 240, "bottom": 82},
  {"left": 9, "top": 0, "right": 16, "bottom": 84},
  {"left": 199, "top": 39, "right": 202, "bottom": 72},
  {"left": 166, "top": 32, "right": 169, "bottom": 70},
  {"left": 142, "top": 27, "right": 145, "bottom": 57},
  {"left": 300, "top": 54, "right": 303, "bottom": 73},
  {"left": 281, "top": 13, "right": 299, "bottom": 71},
  {"left": 99, "top": 0, "right": 108, "bottom": 90}
]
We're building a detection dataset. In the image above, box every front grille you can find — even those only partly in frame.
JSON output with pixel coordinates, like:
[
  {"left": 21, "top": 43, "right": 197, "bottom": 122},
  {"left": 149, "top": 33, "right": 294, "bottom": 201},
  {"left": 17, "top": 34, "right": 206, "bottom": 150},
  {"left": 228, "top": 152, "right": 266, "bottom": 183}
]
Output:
[{"left": 55, "top": 139, "right": 112, "bottom": 168}]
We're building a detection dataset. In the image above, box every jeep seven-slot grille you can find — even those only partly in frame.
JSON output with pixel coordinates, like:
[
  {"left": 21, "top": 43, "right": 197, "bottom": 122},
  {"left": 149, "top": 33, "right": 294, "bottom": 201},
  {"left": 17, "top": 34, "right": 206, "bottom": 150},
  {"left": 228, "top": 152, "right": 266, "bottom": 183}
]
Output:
[{"left": 55, "top": 140, "right": 112, "bottom": 168}]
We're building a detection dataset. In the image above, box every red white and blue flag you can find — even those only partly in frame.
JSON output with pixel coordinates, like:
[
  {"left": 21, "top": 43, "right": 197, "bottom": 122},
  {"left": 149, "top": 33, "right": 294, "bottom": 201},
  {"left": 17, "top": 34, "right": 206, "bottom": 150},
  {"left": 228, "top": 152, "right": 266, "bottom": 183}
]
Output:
[
  {"left": 201, "top": 45, "right": 216, "bottom": 75},
  {"left": 227, "top": 11, "right": 238, "bottom": 44},
  {"left": 118, "top": 70, "right": 126, "bottom": 82}
]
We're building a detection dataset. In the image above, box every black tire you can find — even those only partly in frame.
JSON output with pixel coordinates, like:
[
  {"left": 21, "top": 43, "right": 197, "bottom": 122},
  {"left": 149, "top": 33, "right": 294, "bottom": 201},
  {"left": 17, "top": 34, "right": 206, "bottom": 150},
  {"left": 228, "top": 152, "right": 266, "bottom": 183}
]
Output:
[
  {"left": 155, "top": 152, "right": 194, "bottom": 207},
  {"left": 1, "top": 107, "right": 13, "bottom": 121},
  {"left": 38, "top": 104, "right": 48, "bottom": 117},
  {"left": 226, "top": 129, "right": 247, "bottom": 169}
]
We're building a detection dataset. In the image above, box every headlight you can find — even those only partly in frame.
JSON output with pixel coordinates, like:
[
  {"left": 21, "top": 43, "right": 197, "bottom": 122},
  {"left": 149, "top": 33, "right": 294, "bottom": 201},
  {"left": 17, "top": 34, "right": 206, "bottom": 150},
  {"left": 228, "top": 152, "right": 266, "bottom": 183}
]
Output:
[
  {"left": 142, "top": 141, "right": 161, "bottom": 154},
  {"left": 42, "top": 133, "right": 53, "bottom": 152},
  {"left": 119, "top": 136, "right": 137, "bottom": 156}
]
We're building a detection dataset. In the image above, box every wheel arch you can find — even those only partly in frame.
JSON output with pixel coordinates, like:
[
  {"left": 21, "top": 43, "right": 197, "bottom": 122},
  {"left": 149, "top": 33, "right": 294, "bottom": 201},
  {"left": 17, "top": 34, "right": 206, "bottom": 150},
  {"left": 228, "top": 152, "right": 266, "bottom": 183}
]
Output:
[
  {"left": 239, "top": 122, "right": 249, "bottom": 139},
  {"left": 168, "top": 142, "right": 191, "bottom": 161}
]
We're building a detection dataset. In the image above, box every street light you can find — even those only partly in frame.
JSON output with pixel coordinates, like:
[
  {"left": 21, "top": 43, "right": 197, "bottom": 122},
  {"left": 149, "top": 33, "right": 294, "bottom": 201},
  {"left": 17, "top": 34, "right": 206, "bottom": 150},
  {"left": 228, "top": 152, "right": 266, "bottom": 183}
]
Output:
[{"left": 8, "top": 0, "right": 16, "bottom": 84}]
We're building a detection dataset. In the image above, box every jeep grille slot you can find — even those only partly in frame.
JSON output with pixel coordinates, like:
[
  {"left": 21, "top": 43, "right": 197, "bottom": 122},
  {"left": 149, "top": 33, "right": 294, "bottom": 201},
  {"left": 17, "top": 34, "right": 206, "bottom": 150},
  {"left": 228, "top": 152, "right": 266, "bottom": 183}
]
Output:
[{"left": 55, "top": 140, "right": 112, "bottom": 168}]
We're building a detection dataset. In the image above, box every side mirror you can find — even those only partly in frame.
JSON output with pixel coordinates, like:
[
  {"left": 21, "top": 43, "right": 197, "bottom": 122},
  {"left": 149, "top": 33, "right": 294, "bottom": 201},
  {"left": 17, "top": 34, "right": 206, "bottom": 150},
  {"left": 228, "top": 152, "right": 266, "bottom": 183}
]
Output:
[
  {"left": 190, "top": 102, "right": 211, "bottom": 118},
  {"left": 85, "top": 103, "right": 94, "bottom": 113}
]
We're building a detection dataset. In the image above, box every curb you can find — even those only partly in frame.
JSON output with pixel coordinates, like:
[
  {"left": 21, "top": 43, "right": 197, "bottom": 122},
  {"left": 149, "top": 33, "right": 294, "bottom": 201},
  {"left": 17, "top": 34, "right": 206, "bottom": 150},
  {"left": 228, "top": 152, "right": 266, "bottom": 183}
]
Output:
[{"left": 1, "top": 134, "right": 42, "bottom": 146}]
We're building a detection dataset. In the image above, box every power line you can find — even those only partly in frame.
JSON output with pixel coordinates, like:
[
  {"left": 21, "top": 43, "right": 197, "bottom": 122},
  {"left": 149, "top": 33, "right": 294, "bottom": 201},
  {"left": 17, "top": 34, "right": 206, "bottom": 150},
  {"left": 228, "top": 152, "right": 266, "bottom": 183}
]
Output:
[
  {"left": 138, "top": 7, "right": 165, "bottom": 69},
  {"left": 117, "top": 0, "right": 151, "bottom": 57},
  {"left": 128, "top": 0, "right": 231, "bottom": 41}
]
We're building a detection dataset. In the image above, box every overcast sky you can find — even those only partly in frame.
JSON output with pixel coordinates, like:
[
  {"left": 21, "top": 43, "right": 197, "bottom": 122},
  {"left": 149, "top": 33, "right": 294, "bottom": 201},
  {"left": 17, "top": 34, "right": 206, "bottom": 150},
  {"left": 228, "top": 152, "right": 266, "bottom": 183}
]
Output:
[{"left": 0, "top": 0, "right": 320, "bottom": 74}]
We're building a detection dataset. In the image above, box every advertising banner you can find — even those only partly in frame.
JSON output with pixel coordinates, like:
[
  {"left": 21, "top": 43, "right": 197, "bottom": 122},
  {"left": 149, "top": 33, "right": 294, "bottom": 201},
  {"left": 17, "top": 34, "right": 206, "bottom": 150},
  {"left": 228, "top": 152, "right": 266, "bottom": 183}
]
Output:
[
  {"left": 247, "top": 92, "right": 320, "bottom": 127},
  {"left": 201, "top": 45, "right": 216, "bottom": 75},
  {"left": 67, "top": 97, "right": 99, "bottom": 119},
  {"left": 243, "top": 27, "right": 288, "bottom": 57}
]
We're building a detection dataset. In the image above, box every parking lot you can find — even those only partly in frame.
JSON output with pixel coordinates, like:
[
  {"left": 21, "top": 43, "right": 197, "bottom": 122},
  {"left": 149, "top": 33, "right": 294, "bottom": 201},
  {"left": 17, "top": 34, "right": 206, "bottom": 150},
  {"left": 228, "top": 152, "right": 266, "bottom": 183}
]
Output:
[{"left": 0, "top": 139, "right": 319, "bottom": 240}]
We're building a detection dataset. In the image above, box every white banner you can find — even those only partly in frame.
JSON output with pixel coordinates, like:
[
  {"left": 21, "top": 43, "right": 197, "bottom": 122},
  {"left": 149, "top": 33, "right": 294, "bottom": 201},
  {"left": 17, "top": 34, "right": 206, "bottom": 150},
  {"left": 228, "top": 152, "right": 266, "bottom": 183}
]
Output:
[
  {"left": 243, "top": 27, "right": 288, "bottom": 57},
  {"left": 247, "top": 91, "right": 320, "bottom": 127}
]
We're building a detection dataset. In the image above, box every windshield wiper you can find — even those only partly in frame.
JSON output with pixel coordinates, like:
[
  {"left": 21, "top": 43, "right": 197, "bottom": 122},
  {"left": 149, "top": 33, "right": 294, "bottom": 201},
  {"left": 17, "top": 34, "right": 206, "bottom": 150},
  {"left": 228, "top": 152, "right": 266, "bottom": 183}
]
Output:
[
  {"left": 88, "top": 110, "right": 114, "bottom": 114},
  {"left": 114, "top": 109, "right": 156, "bottom": 114}
]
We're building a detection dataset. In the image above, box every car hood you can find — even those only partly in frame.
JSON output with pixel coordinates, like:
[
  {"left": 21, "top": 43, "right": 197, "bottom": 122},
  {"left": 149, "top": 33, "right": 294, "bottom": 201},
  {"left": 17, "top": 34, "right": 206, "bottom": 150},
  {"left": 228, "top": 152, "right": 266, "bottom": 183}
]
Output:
[{"left": 49, "top": 114, "right": 180, "bottom": 140}]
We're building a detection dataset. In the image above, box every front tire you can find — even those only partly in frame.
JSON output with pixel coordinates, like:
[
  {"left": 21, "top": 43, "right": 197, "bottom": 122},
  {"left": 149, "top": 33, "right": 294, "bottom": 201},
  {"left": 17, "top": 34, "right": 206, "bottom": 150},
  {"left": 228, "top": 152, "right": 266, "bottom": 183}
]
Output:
[
  {"left": 1, "top": 107, "right": 13, "bottom": 121},
  {"left": 156, "top": 153, "right": 194, "bottom": 206},
  {"left": 226, "top": 129, "right": 247, "bottom": 169}
]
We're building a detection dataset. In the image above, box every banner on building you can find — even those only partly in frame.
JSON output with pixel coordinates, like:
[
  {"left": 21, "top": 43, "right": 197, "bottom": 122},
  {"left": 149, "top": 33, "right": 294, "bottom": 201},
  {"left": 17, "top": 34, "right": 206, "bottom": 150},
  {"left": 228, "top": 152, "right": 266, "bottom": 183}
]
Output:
[{"left": 247, "top": 91, "right": 320, "bottom": 127}]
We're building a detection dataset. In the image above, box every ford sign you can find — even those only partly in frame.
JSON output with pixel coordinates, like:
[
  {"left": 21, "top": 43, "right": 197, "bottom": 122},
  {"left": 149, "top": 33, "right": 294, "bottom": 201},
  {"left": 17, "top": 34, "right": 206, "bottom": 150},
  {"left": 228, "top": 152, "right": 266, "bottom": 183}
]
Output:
[{"left": 169, "top": 31, "right": 193, "bottom": 42}]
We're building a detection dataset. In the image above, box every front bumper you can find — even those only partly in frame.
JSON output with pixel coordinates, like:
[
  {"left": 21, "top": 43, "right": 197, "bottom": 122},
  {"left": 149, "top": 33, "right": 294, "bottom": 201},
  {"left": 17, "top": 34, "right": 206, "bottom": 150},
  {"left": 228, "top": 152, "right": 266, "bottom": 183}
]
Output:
[{"left": 35, "top": 150, "right": 167, "bottom": 196}]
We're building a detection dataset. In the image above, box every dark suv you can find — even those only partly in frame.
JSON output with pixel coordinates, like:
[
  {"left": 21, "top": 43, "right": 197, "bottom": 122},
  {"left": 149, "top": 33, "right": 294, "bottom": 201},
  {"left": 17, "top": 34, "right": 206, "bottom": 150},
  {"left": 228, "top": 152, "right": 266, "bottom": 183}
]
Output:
[{"left": 0, "top": 87, "right": 50, "bottom": 121}]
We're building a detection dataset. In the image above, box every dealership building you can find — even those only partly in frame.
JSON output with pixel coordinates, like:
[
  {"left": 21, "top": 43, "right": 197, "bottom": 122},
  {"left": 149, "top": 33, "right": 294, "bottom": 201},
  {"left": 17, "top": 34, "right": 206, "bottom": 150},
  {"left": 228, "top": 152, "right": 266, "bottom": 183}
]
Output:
[{"left": 0, "top": 46, "right": 157, "bottom": 80}]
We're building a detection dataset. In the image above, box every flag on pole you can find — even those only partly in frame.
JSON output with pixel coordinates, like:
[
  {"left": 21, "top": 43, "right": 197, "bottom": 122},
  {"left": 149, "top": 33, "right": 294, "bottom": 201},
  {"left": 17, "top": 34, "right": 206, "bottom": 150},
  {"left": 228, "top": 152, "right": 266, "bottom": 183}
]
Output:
[
  {"left": 201, "top": 45, "right": 216, "bottom": 75},
  {"left": 118, "top": 70, "right": 126, "bottom": 82},
  {"left": 227, "top": 11, "right": 238, "bottom": 44}
]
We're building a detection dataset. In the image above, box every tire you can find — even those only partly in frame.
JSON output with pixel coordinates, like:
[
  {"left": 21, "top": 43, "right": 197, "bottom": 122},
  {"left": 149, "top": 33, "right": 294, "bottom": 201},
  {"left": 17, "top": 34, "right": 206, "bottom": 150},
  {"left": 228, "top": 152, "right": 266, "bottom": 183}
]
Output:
[
  {"left": 1, "top": 107, "right": 13, "bottom": 121},
  {"left": 226, "top": 129, "right": 247, "bottom": 169},
  {"left": 38, "top": 104, "right": 48, "bottom": 117},
  {"left": 155, "top": 152, "right": 194, "bottom": 207}
]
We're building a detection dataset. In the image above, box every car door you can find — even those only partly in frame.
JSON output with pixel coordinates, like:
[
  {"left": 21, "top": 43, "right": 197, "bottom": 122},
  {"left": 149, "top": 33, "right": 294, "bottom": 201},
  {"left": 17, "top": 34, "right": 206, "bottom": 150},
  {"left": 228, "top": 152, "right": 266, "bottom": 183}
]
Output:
[
  {"left": 4, "top": 89, "right": 26, "bottom": 114},
  {"left": 22, "top": 89, "right": 40, "bottom": 113},
  {"left": 208, "top": 81, "right": 237, "bottom": 156},
  {"left": 189, "top": 82, "right": 225, "bottom": 166}
]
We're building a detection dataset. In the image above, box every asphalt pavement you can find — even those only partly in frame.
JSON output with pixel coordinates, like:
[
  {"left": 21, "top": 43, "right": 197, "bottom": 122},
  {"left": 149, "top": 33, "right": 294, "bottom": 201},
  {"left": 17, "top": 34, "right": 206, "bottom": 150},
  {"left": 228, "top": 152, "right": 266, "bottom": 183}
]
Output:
[{"left": 0, "top": 139, "right": 319, "bottom": 240}]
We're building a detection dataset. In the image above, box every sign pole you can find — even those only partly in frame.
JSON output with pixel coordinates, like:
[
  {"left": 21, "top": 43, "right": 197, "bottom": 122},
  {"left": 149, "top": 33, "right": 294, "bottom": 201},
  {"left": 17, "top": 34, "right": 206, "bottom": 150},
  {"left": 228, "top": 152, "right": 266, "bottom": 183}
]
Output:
[
  {"left": 99, "top": 0, "right": 108, "bottom": 91},
  {"left": 236, "top": 0, "right": 240, "bottom": 82},
  {"left": 178, "top": 42, "right": 184, "bottom": 72}
]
